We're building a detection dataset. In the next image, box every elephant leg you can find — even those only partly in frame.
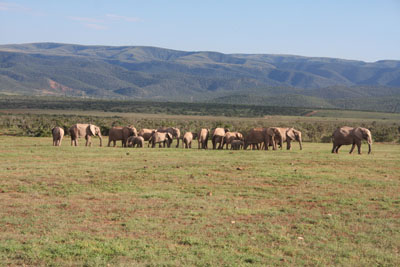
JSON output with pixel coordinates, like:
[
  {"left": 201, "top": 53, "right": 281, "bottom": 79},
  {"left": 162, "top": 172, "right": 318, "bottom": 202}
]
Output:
[
  {"left": 336, "top": 145, "right": 341, "bottom": 153},
  {"left": 287, "top": 140, "right": 291, "bottom": 150},
  {"left": 217, "top": 140, "right": 222, "bottom": 149},
  {"left": 349, "top": 143, "right": 356, "bottom": 154},
  {"left": 357, "top": 142, "right": 362, "bottom": 154},
  {"left": 176, "top": 138, "right": 179, "bottom": 148},
  {"left": 331, "top": 143, "right": 336, "bottom": 153}
]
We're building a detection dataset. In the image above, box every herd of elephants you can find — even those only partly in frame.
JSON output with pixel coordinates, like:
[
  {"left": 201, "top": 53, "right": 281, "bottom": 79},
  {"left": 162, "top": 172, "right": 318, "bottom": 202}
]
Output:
[{"left": 50, "top": 123, "right": 373, "bottom": 154}]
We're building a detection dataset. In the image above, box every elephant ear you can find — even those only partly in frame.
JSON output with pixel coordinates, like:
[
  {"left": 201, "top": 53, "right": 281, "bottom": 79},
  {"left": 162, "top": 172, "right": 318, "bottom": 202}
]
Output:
[
  {"left": 88, "top": 124, "right": 96, "bottom": 136},
  {"left": 353, "top": 127, "right": 364, "bottom": 140},
  {"left": 167, "top": 133, "right": 173, "bottom": 140},
  {"left": 286, "top": 128, "right": 296, "bottom": 140}
]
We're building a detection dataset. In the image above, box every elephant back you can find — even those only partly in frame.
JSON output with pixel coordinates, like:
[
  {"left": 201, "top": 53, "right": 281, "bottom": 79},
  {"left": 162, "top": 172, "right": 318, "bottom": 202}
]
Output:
[
  {"left": 245, "top": 128, "right": 265, "bottom": 143},
  {"left": 212, "top": 128, "right": 226, "bottom": 137}
]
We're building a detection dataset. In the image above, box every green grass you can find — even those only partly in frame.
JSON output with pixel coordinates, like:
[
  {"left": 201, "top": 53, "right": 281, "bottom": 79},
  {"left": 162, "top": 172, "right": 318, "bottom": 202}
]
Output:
[{"left": 0, "top": 136, "right": 399, "bottom": 265}]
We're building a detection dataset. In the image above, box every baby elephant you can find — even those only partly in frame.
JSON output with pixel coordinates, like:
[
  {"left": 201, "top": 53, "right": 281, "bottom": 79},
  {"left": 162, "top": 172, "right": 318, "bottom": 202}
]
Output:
[
  {"left": 52, "top": 127, "right": 64, "bottom": 146},
  {"left": 182, "top": 132, "right": 197, "bottom": 149},
  {"left": 127, "top": 136, "right": 144, "bottom": 148},
  {"left": 231, "top": 140, "right": 244, "bottom": 150}
]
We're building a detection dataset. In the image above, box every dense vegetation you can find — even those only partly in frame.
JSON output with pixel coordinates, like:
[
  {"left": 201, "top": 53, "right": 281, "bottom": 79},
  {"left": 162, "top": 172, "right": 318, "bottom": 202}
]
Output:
[
  {"left": 0, "top": 95, "right": 311, "bottom": 117},
  {"left": 1, "top": 97, "right": 399, "bottom": 142},
  {"left": 1, "top": 43, "right": 400, "bottom": 112},
  {"left": 1, "top": 111, "right": 399, "bottom": 144},
  {"left": 0, "top": 97, "right": 398, "bottom": 145}
]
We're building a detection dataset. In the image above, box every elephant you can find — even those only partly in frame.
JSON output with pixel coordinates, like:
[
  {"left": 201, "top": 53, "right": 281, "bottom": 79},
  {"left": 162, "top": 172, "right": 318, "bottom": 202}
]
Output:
[
  {"left": 69, "top": 124, "right": 103, "bottom": 147},
  {"left": 197, "top": 128, "right": 209, "bottom": 149},
  {"left": 157, "top": 127, "right": 181, "bottom": 148},
  {"left": 138, "top": 128, "right": 157, "bottom": 147},
  {"left": 222, "top": 132, "right": 244, "bottom": 149},
  {"left": 182, "top": 132, "right": 197, "bottom": 149},
  {"left": 52, "top": 126, "right": 64, "bottom": 146},
  {"left": 264, "top": 127, "right": 282, "bottom": 150},
  {"left": 138, "top": 129, "right": 156, "bottom": 141},
  {"left": 108, "top": 125, "right": 137, "bottom": 147},
  {"left": 231, "top": 140, "right": 244, "bottom": 150},
  {"left": 332, "top": 126, "right": 372, "bottom": 154},
  {"left": 127, "top": 136, "right": 144, "bottom": 148},
  {"left": 150, "top": 132, "right": 173, "bottom": 148},
  {"left": 212, "top": 128, "right": 229, "bottom": 149},
  {"left": 244, "top": 128, "right": 267, "bottom": 150},
  {"left": 274, "top": 128, "right": 303, "bottom": 150}
]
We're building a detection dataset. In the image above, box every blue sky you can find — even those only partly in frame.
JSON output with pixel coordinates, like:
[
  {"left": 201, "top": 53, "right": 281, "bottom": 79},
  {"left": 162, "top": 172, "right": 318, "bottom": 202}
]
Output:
[{"left": 0, "top": 0, "right": 399, "bottom": 62}]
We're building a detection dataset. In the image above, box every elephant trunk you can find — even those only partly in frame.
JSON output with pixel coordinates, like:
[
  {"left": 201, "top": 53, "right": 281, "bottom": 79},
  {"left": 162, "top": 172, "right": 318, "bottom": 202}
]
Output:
[
  {"left": 367, "top": 135, "right": 372, "bottom": 154},
  {"left": 299, "top": 139, "right": 303, "bottom": 150}
]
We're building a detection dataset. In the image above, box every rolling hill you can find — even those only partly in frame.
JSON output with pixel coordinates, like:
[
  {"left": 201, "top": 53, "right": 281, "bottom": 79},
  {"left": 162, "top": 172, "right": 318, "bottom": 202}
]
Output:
[{"left": 0, "top": 42, "right": 400, "bottom": 112}]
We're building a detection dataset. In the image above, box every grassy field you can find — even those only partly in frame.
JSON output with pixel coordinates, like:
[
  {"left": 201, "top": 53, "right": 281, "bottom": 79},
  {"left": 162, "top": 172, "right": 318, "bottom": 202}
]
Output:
[{"left": 0, "top": 136, "right": 399, "bottom": 266}]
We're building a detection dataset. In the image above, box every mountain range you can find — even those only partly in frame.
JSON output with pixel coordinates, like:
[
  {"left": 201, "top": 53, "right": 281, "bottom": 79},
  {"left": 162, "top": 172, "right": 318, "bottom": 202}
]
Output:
[{"left": 0, "top": 42, "right": 399, "bottom": 112}]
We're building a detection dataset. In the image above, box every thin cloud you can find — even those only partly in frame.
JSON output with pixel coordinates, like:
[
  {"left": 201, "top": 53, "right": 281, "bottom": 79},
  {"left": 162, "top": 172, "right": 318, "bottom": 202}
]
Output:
[
  {"left": 68, "top": 16, "right": 102, "bottom": 23},
  {"left": 106, "top": 14, "right": 141, "bottom": 22},
  {"left": 0, "top": 2, "right": 25, "bottom": 11},
  {"left": 85, "top": 23, "right": 108, "bottom": 30}
]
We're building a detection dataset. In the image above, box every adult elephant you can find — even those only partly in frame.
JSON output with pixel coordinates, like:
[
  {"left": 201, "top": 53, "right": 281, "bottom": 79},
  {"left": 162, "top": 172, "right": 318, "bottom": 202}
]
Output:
[
  {"left": 274, "top": 128, "right": 303, "bottom": 150},
  {"left": 150, "top": 132, "right": 173, "bottom": 148},
  {"left": 332, "top": 126, "right": 372, "bottom": 154},
  {"left": 212, "top": 128, "right": 229, "bottom": 149},
  {"left": 222, "top": 132, "right": 244, "bottom": 149},
  {"left": 244, "top": 128, "right": 267, "bottom": 150},
  {"left": 52, "top": 126, "right": 64, "bottom": 146},
  {"left": 182, "top": 132, "right": 197, "bottom": 149},
  {"left": 264, "top": 127, "right": 282, "bottom": 150},
  {"left": 69, "top": 124, "right": 102, "bottom": 147},
  {"left": 157, "top": 127, "right": 181, "bottom": 148},
  {"left": 197, "top": 128, "right": 209, "bottom": 149},
  {"left": 108, "top": 125, "right": 137, "bottom": 147}
]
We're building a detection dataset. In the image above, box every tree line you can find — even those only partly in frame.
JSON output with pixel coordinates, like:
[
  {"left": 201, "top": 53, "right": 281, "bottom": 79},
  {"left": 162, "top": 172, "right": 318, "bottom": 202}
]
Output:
[{"left": 1, "top": 113, "right": 399, "bottom": 143}]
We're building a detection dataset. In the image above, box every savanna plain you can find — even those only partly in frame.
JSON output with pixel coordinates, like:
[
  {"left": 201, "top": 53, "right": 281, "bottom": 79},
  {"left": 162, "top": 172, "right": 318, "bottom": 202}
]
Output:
[{"left": 1, "top": 134, "right": 399, "bottom": 266}]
